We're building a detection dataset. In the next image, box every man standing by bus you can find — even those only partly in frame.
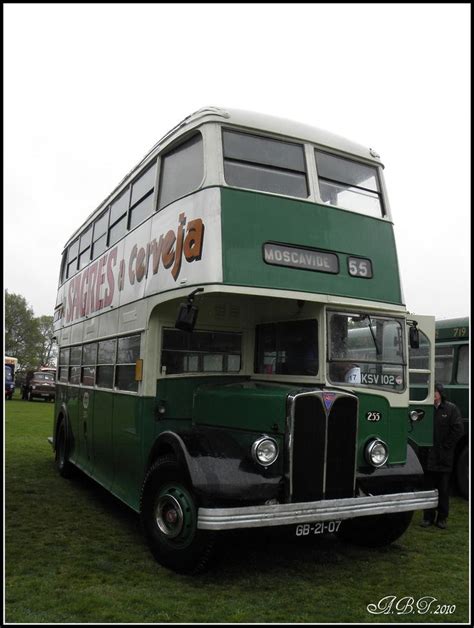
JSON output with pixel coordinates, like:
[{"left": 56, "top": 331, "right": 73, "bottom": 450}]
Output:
[{"left": 421, "top": 383, "right": 463, "bottom": 529}]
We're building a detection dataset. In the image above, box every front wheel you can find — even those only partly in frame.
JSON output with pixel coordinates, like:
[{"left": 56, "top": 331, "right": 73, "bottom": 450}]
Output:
[
  {"left": 140, "top": 457, "right": 215, "bottom": 574},
  {"left": 337, "top": 510, "right": 413, "bottom": 547}
]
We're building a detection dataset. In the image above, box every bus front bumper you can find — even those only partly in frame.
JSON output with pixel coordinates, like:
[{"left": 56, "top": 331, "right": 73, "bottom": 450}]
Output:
[{"left": 197, "top": 489, "right": 438, "bottom": 531}]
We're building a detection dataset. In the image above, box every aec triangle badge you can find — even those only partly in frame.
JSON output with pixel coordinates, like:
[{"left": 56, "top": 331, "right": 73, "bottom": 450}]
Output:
[{"left": 322, "top": 392, "right": 337, "bottom": 412}]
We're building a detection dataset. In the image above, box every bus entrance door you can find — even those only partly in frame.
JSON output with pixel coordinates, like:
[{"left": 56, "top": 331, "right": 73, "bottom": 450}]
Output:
[{"left": 408, "top": 315, "right": 435, "bottom": 451}]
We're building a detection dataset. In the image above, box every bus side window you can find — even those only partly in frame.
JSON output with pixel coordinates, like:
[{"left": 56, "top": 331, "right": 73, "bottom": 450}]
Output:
[
  {"left": 434, "top": 344, "right": 454, "bottom": 384},
  {"left": 456, "top": 345, "right": 469, "bottom": 384},
  {"left": 92, "top": 210, "right": 109, "bottom": 260},
  {"left": 129, "top": 162, "right": 156, "bottom": 230},
  {"left": 116, "top": 335, "right": 140, "bottom": 392},
  {"left": 158, "top": 134, "right": 204, "bottom": 210},
  {"left": 66, "top": 239, "right": 79, "bottom": 279},
  {"left": 97, "top": 339, "right": 116, "bottom": 389}
]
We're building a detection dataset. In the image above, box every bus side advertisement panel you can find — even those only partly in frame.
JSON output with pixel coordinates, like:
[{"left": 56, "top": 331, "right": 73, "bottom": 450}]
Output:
[{"left": 55, "top": 188, "right": 223, "bottom": 331}]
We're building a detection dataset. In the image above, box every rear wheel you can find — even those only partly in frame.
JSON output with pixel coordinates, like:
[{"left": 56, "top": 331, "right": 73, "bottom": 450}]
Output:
[
  {"left": 337, "top": 510, "right": 413, "bottom": 547},
  {"left": 55, "top": 420, "right": 75, "bottom": 478},
  {"left": 140, "top": 456, "right": 215, "bottom": 574}
]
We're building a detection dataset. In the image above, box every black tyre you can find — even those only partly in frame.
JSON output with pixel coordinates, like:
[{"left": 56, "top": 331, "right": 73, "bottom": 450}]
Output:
[
  {"left": 27, "top": 390, "right": 34, "bottom": 401},
  {"left": 140, "top": 456, "right": 215, "bottom": 574},
  {"left": 55, "top": 420, "right": 75, "bottom": 478},
  {"left": 456, "top": 446, "right": 468, "bottom": 500},
  {"left": 337, "top": 510, "right": 413, "bottom": 547}
]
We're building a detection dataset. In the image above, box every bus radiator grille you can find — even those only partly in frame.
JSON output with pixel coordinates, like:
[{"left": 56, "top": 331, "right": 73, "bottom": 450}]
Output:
[
  {"left": 325, "top": 397, "right": 358, "bottom": 499},
  {"left": 291, "top": 394, "right": 357, "bottom": 502},
  {"left": 292, "top": 395, "right": 326, "bottom": 502}
]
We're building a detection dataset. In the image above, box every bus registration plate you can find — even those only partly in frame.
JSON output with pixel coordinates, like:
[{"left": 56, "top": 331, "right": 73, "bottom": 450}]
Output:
[{"left": 295, "top": 521, "right": 341, "bottom": 536}]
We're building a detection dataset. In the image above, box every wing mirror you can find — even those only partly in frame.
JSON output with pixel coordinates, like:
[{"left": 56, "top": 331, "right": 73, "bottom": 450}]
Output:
[
  {"left": 409, "top": 321, "right": 419, "bottom": 349},
  {"left": 175, "top": 288, "right": 204, "bottom": 332}
]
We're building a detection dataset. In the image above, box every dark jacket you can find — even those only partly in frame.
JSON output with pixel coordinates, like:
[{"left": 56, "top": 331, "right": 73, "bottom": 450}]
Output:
[{"left": 426, "top": 400, "right": 463, "bottom": 472}]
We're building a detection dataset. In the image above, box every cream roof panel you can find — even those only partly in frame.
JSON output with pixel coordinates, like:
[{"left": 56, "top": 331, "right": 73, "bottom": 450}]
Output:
[{"left": 193, "top": 107, "right": 383, "bottom": 165}]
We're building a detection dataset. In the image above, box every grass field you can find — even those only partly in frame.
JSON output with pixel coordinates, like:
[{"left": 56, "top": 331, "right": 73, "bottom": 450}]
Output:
[{"left": 5, "top": 393, "right": 470, "bottom": 623}]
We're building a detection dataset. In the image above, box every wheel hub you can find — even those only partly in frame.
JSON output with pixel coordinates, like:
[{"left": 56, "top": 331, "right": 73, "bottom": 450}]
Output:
[{"left": 155, "top": 493, "right": 185, "bottom": 538}]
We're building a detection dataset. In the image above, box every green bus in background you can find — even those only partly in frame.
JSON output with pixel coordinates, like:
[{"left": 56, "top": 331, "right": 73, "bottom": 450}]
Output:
[
  {"left": 51, "top": 107, "right": 438, "bottom": 573},
  {"left": 409, "top": 317, "right": 469, "bottom": 499},
  {"left": 435, "top": 318, "right": 469, "bottom": 498}
]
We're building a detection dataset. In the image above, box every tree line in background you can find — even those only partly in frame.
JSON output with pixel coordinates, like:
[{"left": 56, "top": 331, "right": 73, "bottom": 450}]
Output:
[{"left": 5, "top": 290, "right": 57, "bottom": 370}]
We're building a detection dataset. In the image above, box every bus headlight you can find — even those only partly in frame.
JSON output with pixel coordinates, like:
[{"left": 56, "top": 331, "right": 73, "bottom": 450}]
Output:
[
  {"left": 365, "top": 439, "right": 388, "bottom": 467},
  {"left": 251, "top": 437, "right": 279, "bottom": 467}
]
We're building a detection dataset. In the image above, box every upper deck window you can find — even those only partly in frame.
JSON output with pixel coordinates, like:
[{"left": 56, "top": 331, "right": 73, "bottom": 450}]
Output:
[
  {"left": 66, "top": 238, "right": 79, "bottom": 279},
  {"left": 92, "top": 210, "right": 109, "bottom": 260},
  {"left": 78, "top": 226, "right": 92, "bottom": 270},
  {"left": 158, "top": 134, "right": 204, "bottom": 209},
  {"left": 223, "top": 130, "right": 308, "bottom": 198},
  {"left": 109, "top": 188, "right": 130, "bottom": 247},
  {"left": 315, "top": 151, "right": 384, "bottom": 217},
  {"left": 129, "top": 162, "right": 156, "bottom": 230}
]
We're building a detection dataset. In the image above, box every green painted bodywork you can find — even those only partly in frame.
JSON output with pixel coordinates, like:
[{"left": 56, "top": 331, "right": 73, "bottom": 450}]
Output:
[
  {"left": 56, "top": 379, "right": 412, "bottom": 513},
  {"left": 192, "top": 381, "right": 290, "bottom": 433},
  {"left": 435, "top": 317, "right": 469, "bottom": 342},
  {"left": 53, "top": 188, "right": 418, "bottom": 513},
  {"left": 220, "top": 188, "right": 403, "bottom": 305},
  {"left": 356, "top": 393, "right": 408, "bottom": 465},
  {"left": 55, "top": 385, "right": 155, "bottom": 512}
]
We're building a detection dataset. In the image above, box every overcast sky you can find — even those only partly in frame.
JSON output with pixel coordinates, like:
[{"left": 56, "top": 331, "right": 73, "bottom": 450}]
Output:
[{"left": 4, "top": 3, "right": 470, "bottom": 322}]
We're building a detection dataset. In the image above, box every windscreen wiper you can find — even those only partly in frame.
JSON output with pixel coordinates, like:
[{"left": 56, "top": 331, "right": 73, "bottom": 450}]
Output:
[{"left": 365, "top": 314, "right": 381, "bottom": 356}]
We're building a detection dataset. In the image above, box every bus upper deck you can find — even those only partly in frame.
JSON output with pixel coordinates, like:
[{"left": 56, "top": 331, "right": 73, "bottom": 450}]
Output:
[{"left": 54, "top": 107, "right": 402, "bottom": 338}]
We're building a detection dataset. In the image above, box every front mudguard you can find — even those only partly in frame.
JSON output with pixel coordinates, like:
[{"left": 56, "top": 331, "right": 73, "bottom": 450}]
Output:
[
  {"left": 356, "top": 444, "right": 425, "bottom": 495},
  {"left": 150, "top": 429, "right": 283, "bottom": 507}
]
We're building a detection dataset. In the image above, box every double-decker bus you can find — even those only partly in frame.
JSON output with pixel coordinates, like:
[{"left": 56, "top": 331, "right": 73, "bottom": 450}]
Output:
[{"left": 51, "top": 107, "right": 438, "bottom": 573}]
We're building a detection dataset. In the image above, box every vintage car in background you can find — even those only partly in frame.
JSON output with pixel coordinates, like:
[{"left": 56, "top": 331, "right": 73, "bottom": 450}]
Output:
[{"left": 23, "top": 370, "right": 56, "bottom": 402}]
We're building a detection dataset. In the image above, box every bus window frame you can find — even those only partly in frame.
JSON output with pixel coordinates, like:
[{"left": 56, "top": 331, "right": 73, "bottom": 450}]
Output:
[
  {"left": 456, "top": 343, "right": 469, "bottom": 384},
  {"left": 314, "top": 149, "right": 386, "bottom": 218},
  {"left": 128, "top": 159, "right": 159, "bottom": 232},
  {"left": 157, "top": 131, "right": 206, "bottom": 212},
  {"left": 221, "top": 127, "right": 310, "bottom": 201}
]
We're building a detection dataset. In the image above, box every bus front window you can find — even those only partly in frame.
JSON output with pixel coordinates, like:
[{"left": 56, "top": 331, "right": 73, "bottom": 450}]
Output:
[
  {"left": 327, "top": 311, "right": 405, "bottom": 391},
  {"left": 255, "top": 319, "right": 318, "bottom": 376}
]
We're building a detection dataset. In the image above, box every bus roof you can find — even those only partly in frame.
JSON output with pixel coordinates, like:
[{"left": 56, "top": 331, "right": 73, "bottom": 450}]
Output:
[
  {"left": 63, "top": 107, "right": 384, "bottom": 250},
  {"left": 435, "top": 317, "right": 469, "bottom": 341}
]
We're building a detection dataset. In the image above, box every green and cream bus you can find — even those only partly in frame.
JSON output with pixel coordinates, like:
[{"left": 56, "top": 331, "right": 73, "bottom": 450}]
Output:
[{"left": 52, "top": 107, "right": 438, "bottom": 573}]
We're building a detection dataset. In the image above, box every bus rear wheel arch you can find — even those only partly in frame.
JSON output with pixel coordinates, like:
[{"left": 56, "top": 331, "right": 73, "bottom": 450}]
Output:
[
  {"left": 140, "top": 456, "right": 215, "bottom": 574},
  {"left": 55, "top": 418, "right": 75, "bottom": 479}
]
